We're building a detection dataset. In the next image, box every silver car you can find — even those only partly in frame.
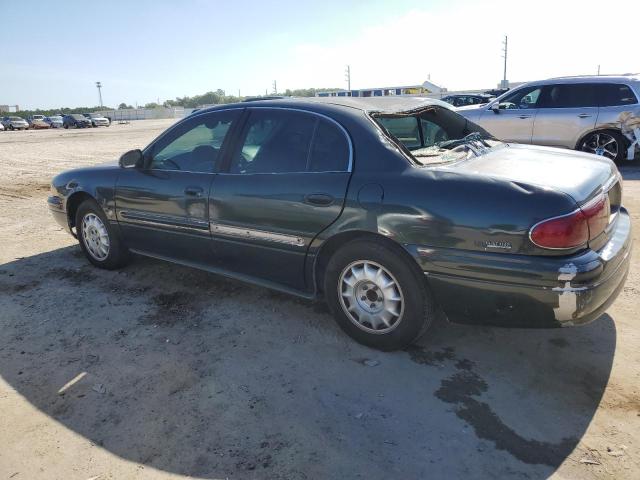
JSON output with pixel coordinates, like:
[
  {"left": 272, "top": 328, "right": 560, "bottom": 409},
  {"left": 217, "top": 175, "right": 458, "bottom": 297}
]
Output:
[
  {"left": 1, "top": 116, "right": 30, "bottom": 131},
  {"left": 457, "top": 75, "right": 640, "bottom": 162},
  {"left": 45, "top": 115, "right": 64, "bottom": 128},
  {"left": 86, "top": 113, "right": 110, "bottom": 127}
]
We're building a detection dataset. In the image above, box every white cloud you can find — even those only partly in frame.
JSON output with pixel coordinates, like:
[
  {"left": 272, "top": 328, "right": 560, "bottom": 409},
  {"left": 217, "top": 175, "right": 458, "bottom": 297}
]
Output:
[{"left": 277, "top": 0, "right": 640, "bottom": 92}]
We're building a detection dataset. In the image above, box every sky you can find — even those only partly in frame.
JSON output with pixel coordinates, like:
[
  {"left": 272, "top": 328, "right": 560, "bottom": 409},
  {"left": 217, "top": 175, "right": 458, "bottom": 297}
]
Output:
[{"left": 2, "top": 0, "right": 639, "bottom": 110}]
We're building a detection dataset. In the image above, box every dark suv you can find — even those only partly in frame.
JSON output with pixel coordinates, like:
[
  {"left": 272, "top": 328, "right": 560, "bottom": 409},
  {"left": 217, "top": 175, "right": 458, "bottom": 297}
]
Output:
[{"left": 63, "top": 114, "right": 92, "bottom": 129}]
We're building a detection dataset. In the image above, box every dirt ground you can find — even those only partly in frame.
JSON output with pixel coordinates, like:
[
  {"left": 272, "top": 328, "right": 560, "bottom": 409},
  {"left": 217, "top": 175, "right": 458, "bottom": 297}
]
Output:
[{"left": 0, "top": 120, "right": 638, "bottom": 480}]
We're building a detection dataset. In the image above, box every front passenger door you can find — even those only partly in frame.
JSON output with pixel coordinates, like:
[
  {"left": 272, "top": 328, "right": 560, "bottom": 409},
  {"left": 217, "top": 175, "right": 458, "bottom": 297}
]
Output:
[{"left": 479, "top": 85, "right": 542, "bottom": 143}]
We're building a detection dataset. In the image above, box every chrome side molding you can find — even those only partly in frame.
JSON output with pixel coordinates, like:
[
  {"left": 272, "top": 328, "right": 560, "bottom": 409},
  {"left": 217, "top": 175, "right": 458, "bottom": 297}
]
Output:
[{"left": 210, "top": 222, "right": 305, "bottom": 247}]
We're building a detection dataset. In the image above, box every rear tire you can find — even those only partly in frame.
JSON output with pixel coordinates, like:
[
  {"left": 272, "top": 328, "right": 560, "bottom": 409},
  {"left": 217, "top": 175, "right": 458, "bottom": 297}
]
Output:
[
  {"left": 76, "top": 199, "right": 130, "bottom": 270},
  {"left": 579, "top": 130, "right": 627, "bottom": 163},
  {"left": 324, "top": 239, "right": 434, "bottom": 351}
]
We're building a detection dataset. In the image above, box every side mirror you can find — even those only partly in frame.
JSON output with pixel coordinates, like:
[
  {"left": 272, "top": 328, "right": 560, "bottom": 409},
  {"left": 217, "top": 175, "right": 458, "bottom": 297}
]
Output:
[
  {"left": 119, "top": 149, "right": 143, "bottom": 168},
  {"left": 490, "top": 103, "right": 500, "bottom": 114}
]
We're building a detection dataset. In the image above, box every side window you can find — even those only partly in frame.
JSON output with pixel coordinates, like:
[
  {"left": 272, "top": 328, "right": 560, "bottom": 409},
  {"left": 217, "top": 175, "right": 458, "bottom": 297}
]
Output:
[
  {"left": 230, "top": 110, "right": 316, "bottom": 174},
  {"left": 538, "top": 84, "right": 597, "bottom": 108},
  {"left": 420, "top": 118, "right": 449, "bottom": 146},
  {"left": 150, "top": 110, "right": 239, "bottom": 173},
  {"left": 599, "top": 83, "right": 638, "bottom": 106},
  {"left": 308, "top": 120, "right": 350, "bottom": 172},
  {"left": 498, "top": 86, "right": 542, "bottom": 109},
  {"left": 377, "top": 116, "right": 421, "bottom": 149}
]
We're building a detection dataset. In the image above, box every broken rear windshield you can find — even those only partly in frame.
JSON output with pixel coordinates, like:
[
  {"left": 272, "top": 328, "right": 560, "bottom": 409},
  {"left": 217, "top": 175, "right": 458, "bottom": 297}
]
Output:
[{"left": 373, "top": 106, "right": 496, "bottom": 164}]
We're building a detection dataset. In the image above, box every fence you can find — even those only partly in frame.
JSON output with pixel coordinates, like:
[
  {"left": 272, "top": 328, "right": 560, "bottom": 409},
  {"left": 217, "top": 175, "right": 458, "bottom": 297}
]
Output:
[{"left": 96, "top": 107, "right": 190, "bottom": 122}]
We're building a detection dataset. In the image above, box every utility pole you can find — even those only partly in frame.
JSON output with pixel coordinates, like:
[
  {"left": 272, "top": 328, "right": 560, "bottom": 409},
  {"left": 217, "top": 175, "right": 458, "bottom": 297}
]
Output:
[
  {"left": 272, "top": 80, "right": 277, "bottom": 95},
  {"left": 501, "top": 36, "right": 508, "bottom": 88},
  {"left": 96, "top": 81, "right": 103, "bottom": 108},
  {"left": 597, "top": 64, "right": 601, "bottom": 75},
  {"left": 345, "top": 65, "right": 351, "bottom": 91}
]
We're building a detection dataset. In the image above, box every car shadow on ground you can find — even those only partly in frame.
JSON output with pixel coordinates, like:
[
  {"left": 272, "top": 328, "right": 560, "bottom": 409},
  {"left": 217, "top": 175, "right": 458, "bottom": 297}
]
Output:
[{"left": 0, "top": 246, "right": 616, "bottom": 479}]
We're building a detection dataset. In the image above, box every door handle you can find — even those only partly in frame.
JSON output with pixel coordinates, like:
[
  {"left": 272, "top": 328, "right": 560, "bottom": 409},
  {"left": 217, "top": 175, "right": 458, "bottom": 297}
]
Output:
[
  {"left": 518, "top": 114, "right": 532, "bottom": 119},
  {"left": 304, "top": 193, "right": 334, "bottom": 206},
  {"left": 184, "top": 186, "right": 204, "bottom": 197},
  {"left": 577, "top": 113, "right": 592, "bottom": 118}
]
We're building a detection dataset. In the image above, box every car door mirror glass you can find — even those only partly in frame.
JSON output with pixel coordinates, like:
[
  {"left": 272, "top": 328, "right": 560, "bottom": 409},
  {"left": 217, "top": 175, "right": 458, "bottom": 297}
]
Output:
[{"left": 119, "top": 149, "right": 143, "bottom": 168}]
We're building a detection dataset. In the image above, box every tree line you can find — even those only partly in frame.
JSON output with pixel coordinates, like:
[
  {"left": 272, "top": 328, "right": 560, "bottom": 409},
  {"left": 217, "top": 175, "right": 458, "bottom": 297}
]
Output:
[{"left": 8, "top": 87, "right": 342, "bottom": 118}]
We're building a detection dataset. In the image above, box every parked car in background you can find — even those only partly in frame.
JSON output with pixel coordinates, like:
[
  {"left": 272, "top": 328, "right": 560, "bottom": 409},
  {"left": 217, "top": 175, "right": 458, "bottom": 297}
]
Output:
[
  {"left": 48, "top": 97, "right": 631, "bottom": 351},
  {"left": 457, "top": 75, "right": 640, "bottom": 162},
  {"left": 27, "top": 114, "right": 46, "bottom": 127},
  {"left": 484, "top": 88, "right": 509, "bottom": 97},
  {"left": 45, "top": 115, "right": 64, "bottom": 128},
  {"left": 441, "top": 94, "right": 492, "bottom": 107},
  {"left": 28, "top": 115, "right": 51, "bottom": 129},
  {"left": 63, "top": 114, "right": 92, "bottom": 129},
  {"left": 0, "top": 122, "right": 4, "bottom": 131},
  {"left": 1, "top": 116, "right": 30, "bottom": 130},
  {"left": 84, "top": 112, "right": 110, "bottom": 127}
]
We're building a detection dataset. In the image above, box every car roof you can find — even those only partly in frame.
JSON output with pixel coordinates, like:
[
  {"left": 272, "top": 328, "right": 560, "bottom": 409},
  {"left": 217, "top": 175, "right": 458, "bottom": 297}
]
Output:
[
  {"left": 198, "top": 96, "right": 453, "bottom": 116},
  {"left": 520, "top": 74, "right": 640, "bottom": 87}
]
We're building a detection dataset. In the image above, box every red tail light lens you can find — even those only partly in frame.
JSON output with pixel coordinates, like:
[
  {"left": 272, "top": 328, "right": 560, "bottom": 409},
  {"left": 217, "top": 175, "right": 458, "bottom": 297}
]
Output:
[
  {"left": 530, "top": 194, "right": 609, "bottom": 249},
  {"left": 582, "top": 194, "right": 610, "bottom": 239}
]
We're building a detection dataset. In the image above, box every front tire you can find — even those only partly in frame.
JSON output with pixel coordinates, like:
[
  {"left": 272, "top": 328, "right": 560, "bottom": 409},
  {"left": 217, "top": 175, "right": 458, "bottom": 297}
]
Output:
[
  {"left": 76, "top": 199, "right": 130, "bottom": 270},
  {"left": 579, "top": 130, "right": 626, "bottom": 163},
  {"left": 324, "top": 240, "right": 434, "bottom": 351}
]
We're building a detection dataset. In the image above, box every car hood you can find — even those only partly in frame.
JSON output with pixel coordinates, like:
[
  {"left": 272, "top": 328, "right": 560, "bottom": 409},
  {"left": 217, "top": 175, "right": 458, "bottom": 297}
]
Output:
[{"left": 442, "top": 143, "right": 618, "bottom": 204}]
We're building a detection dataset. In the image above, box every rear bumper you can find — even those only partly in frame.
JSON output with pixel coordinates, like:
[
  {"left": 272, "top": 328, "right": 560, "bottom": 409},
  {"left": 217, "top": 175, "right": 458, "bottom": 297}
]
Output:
[{"left": 407, "top": 208, "right": 632, "bottom": 327}]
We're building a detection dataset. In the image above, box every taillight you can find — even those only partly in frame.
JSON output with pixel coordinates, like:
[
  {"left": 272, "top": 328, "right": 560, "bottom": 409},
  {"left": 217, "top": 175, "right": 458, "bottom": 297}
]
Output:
[
  {"left": 582, "top": 194, "right": 610, "bottom": 239},
  {"left": 530, "top": 194, "right": 610, "bottom": 249}
]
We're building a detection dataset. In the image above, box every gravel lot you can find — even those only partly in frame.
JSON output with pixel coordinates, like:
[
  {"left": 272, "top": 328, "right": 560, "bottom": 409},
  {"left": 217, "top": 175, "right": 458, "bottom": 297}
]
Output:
[{"left": 0, "top": 120, "right": 638, "bottom": 479}]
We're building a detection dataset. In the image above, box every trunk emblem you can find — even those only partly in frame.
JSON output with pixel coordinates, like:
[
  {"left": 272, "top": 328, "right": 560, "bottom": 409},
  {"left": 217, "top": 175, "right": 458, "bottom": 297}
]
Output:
[{"left": 475, "top": 240, "right": 512, "bottom": 250}]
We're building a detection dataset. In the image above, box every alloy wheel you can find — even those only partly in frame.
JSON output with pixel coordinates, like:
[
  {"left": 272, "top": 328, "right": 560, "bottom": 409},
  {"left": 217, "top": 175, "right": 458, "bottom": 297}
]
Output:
[
  {"left": 82, "top": 213, "right": 110, "bottom": 261},
  {"left": 581, "top": 132, "right": 619, "bottom": 160},
  {"left": 338, "top": 260, "right": 404, "bottom": 334}
]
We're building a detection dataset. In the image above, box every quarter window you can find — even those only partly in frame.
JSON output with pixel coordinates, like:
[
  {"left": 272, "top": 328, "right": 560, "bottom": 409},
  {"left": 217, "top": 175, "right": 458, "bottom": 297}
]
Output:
[
  {"left": 308, "top": 120, "right": 350, "bottom": 172},
  {"left": 230, "top": 110, "right": 316, "bottom": 174},
  {"left": 598, "top": 83, "right": 638, "bottom": 106},
  {"left": 150, "top": 110, "right": 239, "bottom": 172}
]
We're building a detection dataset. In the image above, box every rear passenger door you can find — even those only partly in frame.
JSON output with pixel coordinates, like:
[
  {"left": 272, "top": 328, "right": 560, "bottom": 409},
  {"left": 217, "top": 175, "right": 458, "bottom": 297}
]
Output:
[
  {"left": 209, "top": 108, "right": 352, "bottom": 291},
  {"left": 532, "top": 83, "right": 598, "bottom": 148}
]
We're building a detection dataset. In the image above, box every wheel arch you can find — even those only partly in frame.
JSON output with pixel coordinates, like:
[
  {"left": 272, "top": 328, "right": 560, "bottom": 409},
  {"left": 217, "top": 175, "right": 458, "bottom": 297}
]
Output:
[
  {"left": 66, "top": 191, "right": 96, "bottom": 234},
  {"left": 575, "top": 127, "right": 628, "bottom": 150},
  {"left": 313, "top": 230, "right": 425, "bottom": 295}
]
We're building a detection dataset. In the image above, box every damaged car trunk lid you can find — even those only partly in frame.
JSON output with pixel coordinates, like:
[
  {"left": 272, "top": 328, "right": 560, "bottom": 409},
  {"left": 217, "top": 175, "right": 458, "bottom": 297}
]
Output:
[{"left": 370, "top": 102, "right": 622, "bottom": 253}]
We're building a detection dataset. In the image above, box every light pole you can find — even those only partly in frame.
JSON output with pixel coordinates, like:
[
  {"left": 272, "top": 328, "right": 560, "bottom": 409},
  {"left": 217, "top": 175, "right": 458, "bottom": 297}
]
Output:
[
  {"left": 501, "top": 36, "right": 508, "bottom": 89},
  {"left": 345, "top": 65, "right": 351, "bottom": 91},
  {"left": 96, "top": 82, "right": 103, "bottom": 108}
]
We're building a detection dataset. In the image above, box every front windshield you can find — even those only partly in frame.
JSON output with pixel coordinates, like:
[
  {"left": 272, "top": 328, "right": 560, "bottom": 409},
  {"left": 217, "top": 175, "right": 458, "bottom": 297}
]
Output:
[{"left": 374, "top": 106, "right": 498, "bottom": 165}]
